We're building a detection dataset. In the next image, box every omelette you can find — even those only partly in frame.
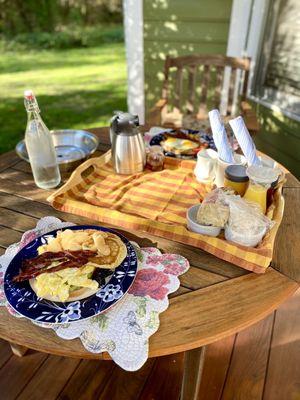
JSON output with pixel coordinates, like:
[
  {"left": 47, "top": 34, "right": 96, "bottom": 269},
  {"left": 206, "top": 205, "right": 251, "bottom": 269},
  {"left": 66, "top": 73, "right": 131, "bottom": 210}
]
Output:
[{"left": 162, "top": 137, "right": 199, "bottom": 155}]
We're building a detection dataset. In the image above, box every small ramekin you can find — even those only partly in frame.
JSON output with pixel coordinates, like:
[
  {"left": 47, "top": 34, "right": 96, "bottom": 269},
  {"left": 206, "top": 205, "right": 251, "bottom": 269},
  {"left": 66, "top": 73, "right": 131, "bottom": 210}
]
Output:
[{"left": 186, "top": 205, "right": 222, "bottom": 237}]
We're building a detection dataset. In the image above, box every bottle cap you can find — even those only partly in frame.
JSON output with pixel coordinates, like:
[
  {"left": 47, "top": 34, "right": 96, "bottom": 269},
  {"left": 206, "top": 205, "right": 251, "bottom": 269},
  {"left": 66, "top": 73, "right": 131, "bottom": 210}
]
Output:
[
  {"left": 246, "top": 165, "right": 279, "bottom": 185},
  {"left": 24, "top": 90, "right": 34, "bottom": 100},
  {"left": 225, "top": 165, "right": 249, "bottom": 183}
]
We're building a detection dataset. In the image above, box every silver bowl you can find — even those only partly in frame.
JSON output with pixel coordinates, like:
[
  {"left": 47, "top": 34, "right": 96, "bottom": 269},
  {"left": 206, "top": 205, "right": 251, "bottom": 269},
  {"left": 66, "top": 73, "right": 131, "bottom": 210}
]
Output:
[{"left": 16, "top": 129, "right": 99, "bottom": 173}]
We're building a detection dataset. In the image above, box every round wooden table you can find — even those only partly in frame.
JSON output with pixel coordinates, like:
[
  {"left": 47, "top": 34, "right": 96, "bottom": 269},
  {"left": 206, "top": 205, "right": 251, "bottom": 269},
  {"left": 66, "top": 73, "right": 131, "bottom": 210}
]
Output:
[{"left": 0, "top": 127, "right": 299, "bottom": 400}]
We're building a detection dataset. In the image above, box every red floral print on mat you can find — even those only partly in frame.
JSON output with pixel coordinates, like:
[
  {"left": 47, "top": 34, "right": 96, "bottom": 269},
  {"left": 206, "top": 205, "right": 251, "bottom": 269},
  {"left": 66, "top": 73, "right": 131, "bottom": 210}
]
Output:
[
  {"left": 145, "top": 255, "right": 163, "bottom": 266},
  {"left": 129, "top": 268, "right": 170, "bottom": 300},
  {"left": 163, "top": 262, "right": 186, "bottom": 276},
  {"left": 20, "top": 230, "right": 37, "bottom": 248},
  {"left": 146, "top": 254, "right": 189, "bottom": 276}
]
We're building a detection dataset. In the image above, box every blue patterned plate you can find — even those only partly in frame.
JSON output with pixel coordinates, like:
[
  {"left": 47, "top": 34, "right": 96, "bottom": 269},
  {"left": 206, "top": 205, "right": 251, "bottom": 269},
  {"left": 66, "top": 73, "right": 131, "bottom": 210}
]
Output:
[{"left": 4, "top": 225, "right": 137, "bottom": 324}]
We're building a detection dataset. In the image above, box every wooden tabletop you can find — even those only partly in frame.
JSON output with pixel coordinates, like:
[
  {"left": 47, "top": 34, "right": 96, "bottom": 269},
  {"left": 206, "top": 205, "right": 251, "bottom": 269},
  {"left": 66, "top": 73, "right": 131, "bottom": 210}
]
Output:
[{"left": 0, "top": 127, "right": 299, "bottom": 360}]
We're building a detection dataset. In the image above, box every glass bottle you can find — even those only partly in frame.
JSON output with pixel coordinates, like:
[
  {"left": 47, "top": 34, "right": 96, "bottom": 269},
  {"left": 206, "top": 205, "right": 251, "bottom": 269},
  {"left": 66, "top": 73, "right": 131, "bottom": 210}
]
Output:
[{"left": 24, "top": 90, "right": 61, "bottom": 189}]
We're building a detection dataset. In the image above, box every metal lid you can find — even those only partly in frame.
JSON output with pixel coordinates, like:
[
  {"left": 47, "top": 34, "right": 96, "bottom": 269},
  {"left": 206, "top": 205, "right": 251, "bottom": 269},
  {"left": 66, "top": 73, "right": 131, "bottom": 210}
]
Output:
[
  {"left": 225, "top": 165, "right": 249, "bottom": 183},
  {"left": 110, "top": 111, "right": 139, "bottom": 135}
]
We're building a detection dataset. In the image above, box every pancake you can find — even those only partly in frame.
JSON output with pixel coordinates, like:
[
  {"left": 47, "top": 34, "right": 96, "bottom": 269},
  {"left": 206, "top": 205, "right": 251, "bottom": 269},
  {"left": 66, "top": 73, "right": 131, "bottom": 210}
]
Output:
[{"left": 87, "top": 232, "right": 127, "bottom": 269}]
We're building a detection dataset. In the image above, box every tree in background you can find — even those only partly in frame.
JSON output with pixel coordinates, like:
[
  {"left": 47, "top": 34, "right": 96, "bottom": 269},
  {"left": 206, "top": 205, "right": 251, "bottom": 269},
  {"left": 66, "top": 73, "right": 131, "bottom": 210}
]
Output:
[{"left": 0, "top": 0, "right": 122, "bottom": 35}]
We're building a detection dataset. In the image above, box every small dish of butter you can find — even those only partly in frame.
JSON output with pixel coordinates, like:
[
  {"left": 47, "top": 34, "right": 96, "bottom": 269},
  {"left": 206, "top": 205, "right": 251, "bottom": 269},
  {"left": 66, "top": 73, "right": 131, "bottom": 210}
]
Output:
[{"left": 187, "top": 204, "right": 222, "bottom": 237}]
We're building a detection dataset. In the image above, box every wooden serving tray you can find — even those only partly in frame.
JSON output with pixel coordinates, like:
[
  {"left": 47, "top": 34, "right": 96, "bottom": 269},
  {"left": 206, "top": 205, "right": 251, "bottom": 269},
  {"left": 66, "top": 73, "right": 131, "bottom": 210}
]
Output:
[{"left": 48, "top": 151, "right": 285, "bottom": 273}]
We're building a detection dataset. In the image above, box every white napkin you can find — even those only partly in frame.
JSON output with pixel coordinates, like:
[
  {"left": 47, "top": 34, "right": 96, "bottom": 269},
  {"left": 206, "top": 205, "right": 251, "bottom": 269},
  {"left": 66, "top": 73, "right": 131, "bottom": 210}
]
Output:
[
  {"left": 229, "top": 116, "right": 261, "bottom": 166},
  {"left": 208, "top": 109, "right": 235, "bottom": 163}
]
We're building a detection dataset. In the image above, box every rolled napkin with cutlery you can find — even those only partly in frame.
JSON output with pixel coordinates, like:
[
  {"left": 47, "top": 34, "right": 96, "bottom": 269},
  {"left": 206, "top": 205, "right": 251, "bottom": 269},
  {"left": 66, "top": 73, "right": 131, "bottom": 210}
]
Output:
[
  {"left": 208, "top": 109, "right": 235, "bottom": 164},
  {"left": 229, "top": 116, "right": 261, "bottom": 166}
]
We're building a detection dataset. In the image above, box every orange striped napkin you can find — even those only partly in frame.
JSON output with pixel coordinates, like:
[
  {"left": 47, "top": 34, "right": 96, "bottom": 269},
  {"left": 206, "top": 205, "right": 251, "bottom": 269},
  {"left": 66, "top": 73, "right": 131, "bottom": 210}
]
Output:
[{"left": 49, "top": 151, "right": 284, "bottom": 273}]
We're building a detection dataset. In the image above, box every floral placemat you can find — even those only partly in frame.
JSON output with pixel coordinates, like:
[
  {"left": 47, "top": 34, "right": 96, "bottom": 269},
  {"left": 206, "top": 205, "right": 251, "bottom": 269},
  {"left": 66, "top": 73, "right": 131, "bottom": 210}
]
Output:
[{"left": 0, "top": 217, "right": 189, "bottom": 371}]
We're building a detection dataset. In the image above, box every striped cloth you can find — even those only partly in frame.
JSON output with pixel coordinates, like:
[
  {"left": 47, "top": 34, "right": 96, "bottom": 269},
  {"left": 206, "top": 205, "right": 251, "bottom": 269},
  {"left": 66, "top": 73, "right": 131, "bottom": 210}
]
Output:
[
  {"left": 49, "top": 152, "right": 283, "bottom": 273},
  {"left": 208, "top": 109, "right": 235, "bottom": 163},
  {"left": 229, "top": 116, "right": 261, "bottom": 166}
]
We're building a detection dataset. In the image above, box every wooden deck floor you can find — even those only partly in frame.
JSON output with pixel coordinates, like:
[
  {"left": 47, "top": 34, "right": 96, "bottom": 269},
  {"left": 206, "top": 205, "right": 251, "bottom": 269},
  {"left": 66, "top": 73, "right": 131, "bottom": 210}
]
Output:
[{"left": 1, "top": 289, "right": 299, "bottom": 400}]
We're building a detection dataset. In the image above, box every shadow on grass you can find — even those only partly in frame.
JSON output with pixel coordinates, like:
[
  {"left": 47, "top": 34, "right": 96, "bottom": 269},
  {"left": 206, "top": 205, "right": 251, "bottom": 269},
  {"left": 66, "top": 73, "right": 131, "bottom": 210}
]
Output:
[
  {"left": 0, "top": 45, "right": 125, "bottom": 75},
  {"left": 0, "top": 87, "right": 127, "bottom": 154}
]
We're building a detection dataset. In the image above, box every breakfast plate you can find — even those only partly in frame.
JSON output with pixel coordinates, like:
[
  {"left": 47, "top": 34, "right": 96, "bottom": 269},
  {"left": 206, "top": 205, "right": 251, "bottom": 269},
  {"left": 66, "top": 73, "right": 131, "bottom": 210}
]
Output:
[
  {"left": 4, "top": 225, "right": 138, "bottom": 324},
  {"left": 149, "top": 128, "right": 216, "bottom": 159}
]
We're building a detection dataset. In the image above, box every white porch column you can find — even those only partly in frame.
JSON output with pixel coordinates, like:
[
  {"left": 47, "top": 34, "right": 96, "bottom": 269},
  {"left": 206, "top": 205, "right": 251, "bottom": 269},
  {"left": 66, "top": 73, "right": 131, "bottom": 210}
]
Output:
[
  {"left": 220, "top": 0, "right": 253, "bottom": 115},
  {"left": 123, "top": 0, "right": 145, "bottom": 124},
  {"left": 224, "top": 0, "right": 270, "bottom": 106}
]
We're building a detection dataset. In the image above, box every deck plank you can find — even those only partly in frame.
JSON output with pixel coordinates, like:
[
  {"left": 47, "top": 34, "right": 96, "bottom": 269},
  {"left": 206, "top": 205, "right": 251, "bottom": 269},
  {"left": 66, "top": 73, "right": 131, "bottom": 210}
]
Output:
[
  {"left": 58, "top": 360, "right": 115, "bottom": 400},
  {"left": 221, "top": 314, "right": 274, "bottom": 400},
  {"left": 198, "top": 334, "right": 236, "bottom": 400},
  {"left": 0, "top": 289, "right": 297, "bottom": 399},
  {"left": 0, "top": 350, "right": 47, "bottom": 399},
  {"left": 0, "top": 339, "right": 12, "bottom": 369},
  {"left": 17, "top": 355, "right": 81, "bottom": 400},
  {"left": 97, "top": 359, "right": 156, "bottom": 400},
  {"left": 138, "top": 353, "right": 184, "bottom": 400},
  {"left": 263, "top": 289, "right": 300, "bottom": 400}
]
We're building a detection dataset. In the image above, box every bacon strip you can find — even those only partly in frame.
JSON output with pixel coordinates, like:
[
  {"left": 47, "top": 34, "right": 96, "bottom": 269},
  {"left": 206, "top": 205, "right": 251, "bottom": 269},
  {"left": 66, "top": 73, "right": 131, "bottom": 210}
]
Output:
[{"left": 13, "top": 250, "right": 97, "bottom": 283}]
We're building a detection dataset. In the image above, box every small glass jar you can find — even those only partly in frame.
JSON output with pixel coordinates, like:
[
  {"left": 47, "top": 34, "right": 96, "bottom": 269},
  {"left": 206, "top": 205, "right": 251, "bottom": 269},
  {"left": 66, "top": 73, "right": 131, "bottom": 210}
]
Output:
[
  {"left": 224, "top": 165, "right": 249, "bottom": 196},
  {"left": 146, "top": 145, "right": 165, "bottom": 171},
  {"left": 244, "top": 166, "right": 279, "bottom": 214}
]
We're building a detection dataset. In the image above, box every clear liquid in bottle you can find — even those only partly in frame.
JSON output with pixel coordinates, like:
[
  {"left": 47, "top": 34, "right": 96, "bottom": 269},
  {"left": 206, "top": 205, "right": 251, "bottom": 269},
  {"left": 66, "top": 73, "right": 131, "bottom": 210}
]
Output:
[{"left": 24, "top": 90, "right": 61, "bottom": 189}]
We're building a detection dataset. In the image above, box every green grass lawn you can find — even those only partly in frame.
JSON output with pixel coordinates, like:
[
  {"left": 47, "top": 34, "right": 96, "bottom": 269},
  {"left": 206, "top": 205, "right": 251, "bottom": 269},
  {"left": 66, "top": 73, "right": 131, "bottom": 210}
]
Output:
[{"left": 0, "top": 43, "right": 127, "bottom": 153}]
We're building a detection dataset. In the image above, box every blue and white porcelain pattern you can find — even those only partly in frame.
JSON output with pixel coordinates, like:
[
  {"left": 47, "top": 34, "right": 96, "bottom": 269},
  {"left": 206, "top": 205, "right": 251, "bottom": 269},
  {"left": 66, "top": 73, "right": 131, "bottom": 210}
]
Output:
[{"left": 4, "top": 223, "right": 138, "bottom": 324}]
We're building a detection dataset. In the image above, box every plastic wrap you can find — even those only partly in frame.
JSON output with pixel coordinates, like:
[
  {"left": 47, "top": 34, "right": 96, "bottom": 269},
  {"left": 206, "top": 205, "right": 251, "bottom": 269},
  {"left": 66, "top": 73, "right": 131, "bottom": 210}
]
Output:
[
  {"left": 224, "top": 195, "right": 275, "bottom": 247},
  {"left": 196, "top": 188, "right": 274, "bottom": 246},
  {"left": 196, "top": 188, "right": 233, "bottom": 228}
]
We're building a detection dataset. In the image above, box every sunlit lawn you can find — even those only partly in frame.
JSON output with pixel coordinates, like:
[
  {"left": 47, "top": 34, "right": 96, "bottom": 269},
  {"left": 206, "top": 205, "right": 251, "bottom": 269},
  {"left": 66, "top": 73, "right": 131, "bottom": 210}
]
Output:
[{"left": 0, "top": 43, "right": 127, "bottom": 153}]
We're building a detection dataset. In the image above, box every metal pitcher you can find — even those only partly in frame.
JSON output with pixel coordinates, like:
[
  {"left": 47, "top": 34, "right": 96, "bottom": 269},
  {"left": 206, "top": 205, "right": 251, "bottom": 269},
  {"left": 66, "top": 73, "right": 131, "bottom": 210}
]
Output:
[{"left": 110, "top": 111, "right": 146, "bottom": 174}]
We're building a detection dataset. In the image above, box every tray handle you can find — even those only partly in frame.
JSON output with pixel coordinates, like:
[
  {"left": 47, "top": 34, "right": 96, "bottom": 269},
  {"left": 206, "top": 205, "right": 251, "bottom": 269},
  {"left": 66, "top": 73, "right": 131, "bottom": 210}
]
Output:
[{"left": 47, "top": 150, "right": 111, "bottom": 203}]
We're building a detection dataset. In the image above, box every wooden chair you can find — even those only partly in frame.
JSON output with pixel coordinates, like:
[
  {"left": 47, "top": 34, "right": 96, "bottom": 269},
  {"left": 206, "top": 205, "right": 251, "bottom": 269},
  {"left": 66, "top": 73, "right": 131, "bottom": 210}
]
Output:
[{"left": 149, "top": 54, "right": 259, "bottom": 134}]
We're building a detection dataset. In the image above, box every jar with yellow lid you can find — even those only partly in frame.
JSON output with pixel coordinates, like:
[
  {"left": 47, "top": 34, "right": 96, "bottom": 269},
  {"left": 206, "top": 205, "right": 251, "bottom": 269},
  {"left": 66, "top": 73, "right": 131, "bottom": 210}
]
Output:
[
  {"left": 243, "top": 165, "right": 279, "bottom": 214},
  {"left": 224, "top": 165, "right": 249, "bottom": 196}
]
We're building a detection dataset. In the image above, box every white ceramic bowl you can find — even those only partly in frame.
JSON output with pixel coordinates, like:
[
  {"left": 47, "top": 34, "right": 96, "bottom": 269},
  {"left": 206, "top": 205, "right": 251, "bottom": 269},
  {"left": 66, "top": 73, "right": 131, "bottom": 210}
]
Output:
[
  {"left": 224, "top": 224, "right": 267, "bottom": 247},
  {"left": 186, "top": 205, "right": 222, "bottom": 237}
]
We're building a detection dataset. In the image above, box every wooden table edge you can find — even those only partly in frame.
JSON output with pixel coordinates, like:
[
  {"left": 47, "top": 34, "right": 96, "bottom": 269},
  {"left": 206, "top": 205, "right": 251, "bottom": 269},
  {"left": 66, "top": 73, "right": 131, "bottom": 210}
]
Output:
[{"left": 1, "top": 271, "right": 298, "bottom": 361}]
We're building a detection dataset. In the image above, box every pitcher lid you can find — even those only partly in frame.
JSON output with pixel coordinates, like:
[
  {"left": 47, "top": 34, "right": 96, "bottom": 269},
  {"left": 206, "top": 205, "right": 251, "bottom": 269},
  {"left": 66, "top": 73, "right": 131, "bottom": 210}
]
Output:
[{"left": 110, "top": 111, "right": 139, "bottom": 135}]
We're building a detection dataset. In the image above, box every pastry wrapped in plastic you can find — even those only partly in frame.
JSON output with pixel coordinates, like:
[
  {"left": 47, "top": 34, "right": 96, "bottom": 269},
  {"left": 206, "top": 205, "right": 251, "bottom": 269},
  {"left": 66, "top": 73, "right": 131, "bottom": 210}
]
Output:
[
  {"left": 196, "top": 188, "right": 234, "bottom": 228},
  {"left": 224, "top": 195, "right": 275, "bottom": 247}
]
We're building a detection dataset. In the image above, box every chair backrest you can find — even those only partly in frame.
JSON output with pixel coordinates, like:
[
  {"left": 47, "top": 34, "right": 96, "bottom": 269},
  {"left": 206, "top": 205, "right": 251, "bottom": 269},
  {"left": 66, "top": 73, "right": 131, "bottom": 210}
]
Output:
[{"left": 162, "top": 54, "right": 251, "bottom": 118}]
